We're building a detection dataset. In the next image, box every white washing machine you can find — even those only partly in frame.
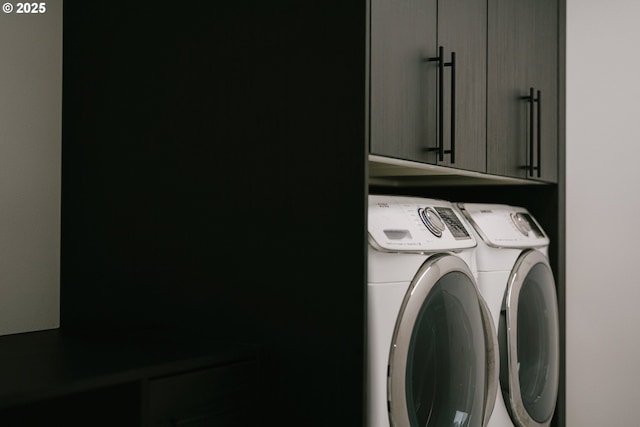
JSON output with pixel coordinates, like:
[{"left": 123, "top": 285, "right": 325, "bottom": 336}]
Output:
[
  {"left": 367, "top": 195, "right": 498, "bottom": 427},
  {"left": 455, "top": 203, "right": 560, "bottom": 427}
]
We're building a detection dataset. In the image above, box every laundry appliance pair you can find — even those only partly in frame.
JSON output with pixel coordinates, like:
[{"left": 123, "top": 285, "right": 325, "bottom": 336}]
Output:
[{"left": 367, "top": 195, "right": 559, "bottom": 427}]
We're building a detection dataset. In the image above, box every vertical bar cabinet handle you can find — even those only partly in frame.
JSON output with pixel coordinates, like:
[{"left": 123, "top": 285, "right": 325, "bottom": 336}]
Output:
[
  {"left": 536, "top": 90, "right": 542, "bottom": 178},
  {"left": 447, "top": 51, "right": 456, "bottom": 164},
  {"left": 427, "top": 47, "right": 455, "bottom": 163},
  {"left": 427, "top": 47, "right": 445, "bottom": 161},
  {"left": 437, "top": 46, "right": 444, "bottom": 161},
  {"left": 529, "top": 87, "right": 535, "bottom": 177}
]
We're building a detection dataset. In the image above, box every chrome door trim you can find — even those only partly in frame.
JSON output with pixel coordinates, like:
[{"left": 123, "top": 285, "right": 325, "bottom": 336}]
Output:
[
  {"left": 503, "top": 249, "right": 559, "bottom": 427},
  {"left": 387, "top": 253, "right": 496, "bottom": 427},
  {"left": 479, "top": 292, "right": 499, "bottom": 427}
]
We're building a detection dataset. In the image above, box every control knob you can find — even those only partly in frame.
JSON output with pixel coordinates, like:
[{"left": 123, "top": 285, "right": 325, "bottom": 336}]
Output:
[
  {"left": 511, "top": 212, "right": 532, "bottom": 236},
  {"left": 419, "top": 207, "right": 446, "bottom": 237}
]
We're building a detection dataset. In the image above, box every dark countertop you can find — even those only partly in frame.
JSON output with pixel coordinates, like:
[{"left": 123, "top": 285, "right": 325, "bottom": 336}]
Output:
[{"left": 0, "top": 327, "right": 259, "bottom": 409}]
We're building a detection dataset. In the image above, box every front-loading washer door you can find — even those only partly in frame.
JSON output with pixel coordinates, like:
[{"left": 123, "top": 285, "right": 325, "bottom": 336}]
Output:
[
  {"left": 500, "top": 249, "right": 560, "bottom": 427},
  {"left": 388, "top": 253, "right": 498, "bottom": 427}
]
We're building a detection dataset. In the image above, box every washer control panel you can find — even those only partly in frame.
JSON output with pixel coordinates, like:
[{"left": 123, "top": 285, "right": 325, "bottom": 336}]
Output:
[
  {"left": 457, "top": 203, "right": 549, "bottom": 248},
  {"left": 434, "top": 207, "right": 472, "bottom": 240},
  {"left": 369, "top": 195, "right": 476, "bottom": 252}
]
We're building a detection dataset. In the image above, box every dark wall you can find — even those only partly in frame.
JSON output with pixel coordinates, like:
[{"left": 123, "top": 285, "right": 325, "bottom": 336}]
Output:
[{"left": 62, "top": 2, "right": 366, "bottom": 425}]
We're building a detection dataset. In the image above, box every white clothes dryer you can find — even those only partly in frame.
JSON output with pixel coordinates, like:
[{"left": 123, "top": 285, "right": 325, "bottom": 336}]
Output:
[
  {"left": 455, "top": 203, "right": 560, "bottom": 427},
  {"left": 368, "top": 195, "right": 498, "bottom": 427}
]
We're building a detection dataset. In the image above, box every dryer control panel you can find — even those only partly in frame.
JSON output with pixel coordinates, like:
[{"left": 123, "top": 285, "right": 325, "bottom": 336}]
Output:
[
  {"left": 368, "top": 195, "right": 476, "bottom": 253},
  {"left": 457, "top": 203, "right": 550, "bottom": 249}
]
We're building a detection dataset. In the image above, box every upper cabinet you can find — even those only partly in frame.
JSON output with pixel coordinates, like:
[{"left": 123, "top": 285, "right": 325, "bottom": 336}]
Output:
[
  {"left": 370, "top": 0, "right": 487, "bottom": 173},
  {"left": 487, "top": 0, "right": 559, "bottom": 182},
  {"left": 369, "top": 0, "right": 438, "bottom": 164},
  {"left": 370, "top": 0, "right": 560, "bottom": 183}
]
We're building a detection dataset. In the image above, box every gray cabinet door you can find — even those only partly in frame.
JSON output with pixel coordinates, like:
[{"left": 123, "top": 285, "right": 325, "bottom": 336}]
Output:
[
  {"left": 370, "top": 0, "right": 438, "bottom": 164},
  {"left": 437, "top": 0, "right": 487, "bottom": 173},
  {"left": 531, "top": 0, "right": 559, "bottom": 183},
  {"left": 487, "top": 0, "right": 558, "bottom": 182},
  {"left": 370, "top": 0, "right": 486, "bottom": 173}
]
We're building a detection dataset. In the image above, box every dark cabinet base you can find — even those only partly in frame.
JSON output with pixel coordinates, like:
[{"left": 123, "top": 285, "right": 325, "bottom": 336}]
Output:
[
  {"left": 147, "top": 362, "right": 257, "bottom": 427},
  {"left": 0, "top": 329, "right": 260, "bottom": 427},
  {"left": 0, "top": 383, "right": 140, "bottom": 427}
]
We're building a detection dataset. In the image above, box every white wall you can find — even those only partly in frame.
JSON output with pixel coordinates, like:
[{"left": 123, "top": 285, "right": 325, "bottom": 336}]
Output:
[
  {"left": 566, "top": 0, "right": 640, "bottom": 425},
  {"left": 0, "top": 1, "right": 61, "bottom": 335}
]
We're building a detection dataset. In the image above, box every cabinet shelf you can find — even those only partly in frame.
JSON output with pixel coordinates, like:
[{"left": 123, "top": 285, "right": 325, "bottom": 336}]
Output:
[{"left": 369, "top": 155, "right": 547, "bottom": 187}]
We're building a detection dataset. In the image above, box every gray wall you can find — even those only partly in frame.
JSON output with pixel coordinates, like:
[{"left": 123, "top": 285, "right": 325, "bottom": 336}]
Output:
[
  {"left": 566, "top": 0, "right": 640, "bottom": 424},
  {"left": 0, "top": 1, "right": 62, "bottom": 335}
]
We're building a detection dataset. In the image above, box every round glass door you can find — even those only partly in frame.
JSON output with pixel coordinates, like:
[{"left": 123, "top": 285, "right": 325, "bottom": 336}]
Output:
[
  {"left": 500, "top": 250, "right": 559, "bottom": 427},
  {"left": 388, "top": 254, "right": 495, "bottom": 427}
]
